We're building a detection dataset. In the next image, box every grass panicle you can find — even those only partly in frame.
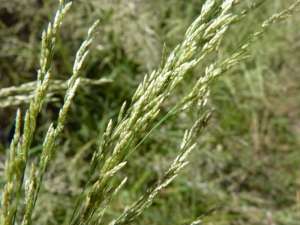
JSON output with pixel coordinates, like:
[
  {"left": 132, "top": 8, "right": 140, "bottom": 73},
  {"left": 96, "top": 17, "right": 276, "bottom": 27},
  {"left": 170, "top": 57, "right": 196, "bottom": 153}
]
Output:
[
  {"left": 0, "top": 78, "right": 112, "bottom": 107},
  {"left": 0, "top": 0, "right": 299, "bottom": 224}
]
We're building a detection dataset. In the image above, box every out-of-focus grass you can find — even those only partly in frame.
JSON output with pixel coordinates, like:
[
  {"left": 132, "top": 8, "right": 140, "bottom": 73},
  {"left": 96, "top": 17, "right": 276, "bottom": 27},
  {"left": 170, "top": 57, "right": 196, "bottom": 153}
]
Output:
[{"left": 0, "top": 0, "right": 300, "bottom": 224}]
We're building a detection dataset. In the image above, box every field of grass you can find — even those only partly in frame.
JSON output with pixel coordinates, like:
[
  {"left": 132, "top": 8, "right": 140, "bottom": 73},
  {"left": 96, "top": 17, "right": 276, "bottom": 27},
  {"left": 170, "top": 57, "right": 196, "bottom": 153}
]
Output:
[{"left": 1, "top": 0, "right": 300, "bottom": 224}]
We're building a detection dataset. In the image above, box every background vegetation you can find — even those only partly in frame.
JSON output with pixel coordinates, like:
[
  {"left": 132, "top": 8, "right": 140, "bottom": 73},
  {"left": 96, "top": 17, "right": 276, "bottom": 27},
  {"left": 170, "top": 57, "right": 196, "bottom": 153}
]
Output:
[{"left": 0, "top": 0, "right": 300, "bottom": 224}]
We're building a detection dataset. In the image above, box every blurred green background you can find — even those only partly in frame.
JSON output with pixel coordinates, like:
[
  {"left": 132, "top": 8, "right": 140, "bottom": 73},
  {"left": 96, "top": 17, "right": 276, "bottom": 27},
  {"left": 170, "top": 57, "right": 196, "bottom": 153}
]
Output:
[{"left": 0, "top": 0, "right": 300, "bottom": 224}]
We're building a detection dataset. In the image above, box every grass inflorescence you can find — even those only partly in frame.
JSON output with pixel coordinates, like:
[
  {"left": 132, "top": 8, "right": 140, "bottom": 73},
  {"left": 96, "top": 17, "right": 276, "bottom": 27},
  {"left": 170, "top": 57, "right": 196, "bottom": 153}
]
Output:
[{"left": 0, "top": 0, "right": 300, "bottom": 224}]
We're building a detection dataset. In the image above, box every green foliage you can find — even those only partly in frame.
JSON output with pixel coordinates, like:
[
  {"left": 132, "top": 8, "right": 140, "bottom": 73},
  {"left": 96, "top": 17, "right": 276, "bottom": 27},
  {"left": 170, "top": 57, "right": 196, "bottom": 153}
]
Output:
[{"left": 0, "top": 0, "right": 300, "bottom": 224}]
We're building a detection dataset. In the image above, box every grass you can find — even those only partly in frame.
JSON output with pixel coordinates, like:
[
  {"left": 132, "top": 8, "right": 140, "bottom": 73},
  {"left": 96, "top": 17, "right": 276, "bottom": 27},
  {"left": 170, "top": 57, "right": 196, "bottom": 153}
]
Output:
[{"left": 0, "top": 0, "right": 300, "bottom": 224}]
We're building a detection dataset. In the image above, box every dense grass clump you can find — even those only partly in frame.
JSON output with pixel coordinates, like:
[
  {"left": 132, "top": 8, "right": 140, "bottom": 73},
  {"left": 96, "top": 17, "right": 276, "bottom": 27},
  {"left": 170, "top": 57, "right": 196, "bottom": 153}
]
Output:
[{"left": 1, "top": 0, "right": 300, "bottom": 224}]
